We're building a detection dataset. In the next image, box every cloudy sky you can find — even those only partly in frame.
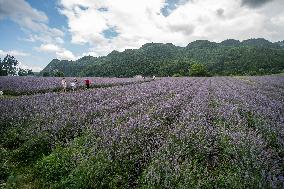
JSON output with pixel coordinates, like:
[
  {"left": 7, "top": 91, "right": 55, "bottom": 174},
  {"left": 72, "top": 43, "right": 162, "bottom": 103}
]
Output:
[{"left": 0, "top": 0, "right": 283, "bottom": 71}]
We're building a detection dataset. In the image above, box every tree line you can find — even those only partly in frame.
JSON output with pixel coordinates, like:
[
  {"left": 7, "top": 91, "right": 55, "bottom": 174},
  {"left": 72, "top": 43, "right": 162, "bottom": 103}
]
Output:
[{"left": 41, "top": 38, "right": 284, "bottom": 77}]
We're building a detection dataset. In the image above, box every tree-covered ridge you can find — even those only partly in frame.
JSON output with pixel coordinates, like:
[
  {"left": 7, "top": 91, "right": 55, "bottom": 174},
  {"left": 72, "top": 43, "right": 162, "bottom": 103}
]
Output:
[{"left": 41, "top": 38, "right": 284, "bottom": 77}]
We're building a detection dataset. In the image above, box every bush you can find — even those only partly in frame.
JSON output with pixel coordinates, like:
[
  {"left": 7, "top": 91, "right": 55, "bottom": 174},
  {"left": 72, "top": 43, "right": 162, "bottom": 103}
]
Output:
[
  {"left": 0, "top": 148, "right": 10, "bottom": 184},
  {"left": 1, "top": 127, "right": 26, "bottom": 150},
  {"left": 172, "top": 73, "right": 183, "bottom": 77},
  {"left": 35, "top": 146, "right": 76, "bottom": 186},
  {"left": 34, "top": 136, "right": 89, "bottom": 188},
  {"left": 189, "top": 63, "right": 210, "bottom": 77},
  {"left": 61, "top": 151, "right": 135, "bottom": 189},
  {"left": 54, "top": 71, "right": 64, "bottom": 77},
  {"left": 42, "top": 72, "right": 50, "bottom": 77},
  {"left": 11, "top": 134, "right": 52, "bottom": 164}
]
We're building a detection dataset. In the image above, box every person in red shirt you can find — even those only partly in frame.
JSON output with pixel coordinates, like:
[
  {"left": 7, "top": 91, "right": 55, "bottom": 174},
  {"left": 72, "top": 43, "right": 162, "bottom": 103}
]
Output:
[{"left": 85, "top": 79, "right": 90, "bottom": 89}]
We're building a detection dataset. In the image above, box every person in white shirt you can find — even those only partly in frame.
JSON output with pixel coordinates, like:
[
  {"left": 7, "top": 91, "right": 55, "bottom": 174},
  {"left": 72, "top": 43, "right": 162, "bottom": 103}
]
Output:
[
  {"left": 61, "top": 78, "right": 67, "bottom": 92},
  {"left": 70, "top": 78, "right": 77, "bottom": 91}
]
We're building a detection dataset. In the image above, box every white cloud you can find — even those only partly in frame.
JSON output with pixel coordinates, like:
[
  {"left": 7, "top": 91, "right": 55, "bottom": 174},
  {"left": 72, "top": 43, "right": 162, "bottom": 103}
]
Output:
[
  {"left": 0, "top": 49, "right": 29, "bottom": 57},
  {"left": 0, "top": 0, "right": 47, "bottom": 23},
  {"left": 18, "top": 62, "right": 43, "bottom": 72},
  {"left": 38, "top": 44, "right": 61, "bottom": 52},
  {"left": 56, "top": 49, "right": 76, "bottom": 60},
  {"left": 58, "top": 0, "right": 284, "bottom": 57},
  {"left": 38, "top": 44, "right": 76, "bottom": 60},
  {"left": 271, "top": 16, "right": 284, "bottom": 26},
  {"left": 0, "top": 0, "right": 64, "bottom": 44},
  {"left": 22, "top": 34, "right": 65, "bottom": 45}
]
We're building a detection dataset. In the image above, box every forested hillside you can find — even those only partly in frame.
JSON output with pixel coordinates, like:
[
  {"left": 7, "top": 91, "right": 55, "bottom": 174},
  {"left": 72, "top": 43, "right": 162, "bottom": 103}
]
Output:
[{"left": 41, "top": 38, "right": 284, "bottom": 77}]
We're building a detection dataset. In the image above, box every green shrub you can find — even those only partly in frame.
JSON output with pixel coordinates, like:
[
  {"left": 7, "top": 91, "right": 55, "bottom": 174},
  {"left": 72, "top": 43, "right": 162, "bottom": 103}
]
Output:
[
  {"left": 1, "top": 127, "right": 25, "bottom": 150},
  {"left": 0, "top": 148, "right": 10, "bottom": 184},
  {"left": 11, "top": 133, "right": 52, "bottom": 164},
  {"left": 61, "top": 151, "right": 134, "bottom": 189},
  {"left": 34, "top": 136, "right": 92, "bottom": 188},
  {"left": 172, "top": 73, "right": 183, "bottom": 77},
  {"left": 189, "top": 63, "right": 210, "bottom": 77},
  {"left": 35, "top": 146, "right": 76, "bottom": 187}
]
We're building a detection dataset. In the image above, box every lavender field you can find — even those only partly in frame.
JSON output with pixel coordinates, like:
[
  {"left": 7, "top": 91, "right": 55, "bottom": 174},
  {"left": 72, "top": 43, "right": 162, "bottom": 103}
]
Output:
[
  {"left": 0, "top": 76, "right": 284, "bottom": 188},
  {"left": 0, "top": 76, "right": 148, "bottom": 95}
]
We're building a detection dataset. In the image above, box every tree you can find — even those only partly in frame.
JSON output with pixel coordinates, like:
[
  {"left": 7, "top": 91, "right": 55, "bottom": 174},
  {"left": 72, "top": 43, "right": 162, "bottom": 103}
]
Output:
[
  {"left": 0, "top": 58, "right": 7, "bottom": 76},
  {"left": 189, "top": 63, "right": 210, "bottom": 77},
  {"left": 0, "top": 55, "right": 34, "bottom": 76},
  {"left": 42, "top": 72, "right": 50, "bottom": 77},
  {"left": 18, "top": 68, "right": 33, "bottom": 76},
  {"left": 27, "top": 69, "right": 34, "bottom": 75},
  {"left": 54, "top": 71, "right": 64, "bottom": 77},
  {"left": 0, "top": 55, "right": 19, "bottom": 76},
  {"left": 18, "top": 68, "right": 28, "bottom": 76}
]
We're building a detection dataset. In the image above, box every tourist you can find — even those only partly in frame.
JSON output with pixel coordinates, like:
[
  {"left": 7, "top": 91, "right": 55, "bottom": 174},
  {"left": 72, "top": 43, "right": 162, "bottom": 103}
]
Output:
[
  {"left": 61, "top": 78, "right": 67, "bottom": 92},
  {"left": 70, "top": 78, "right": 77, "bottom": 91},
  {"left": 85, "top": 79, "right": 90, "bottom": 89}
]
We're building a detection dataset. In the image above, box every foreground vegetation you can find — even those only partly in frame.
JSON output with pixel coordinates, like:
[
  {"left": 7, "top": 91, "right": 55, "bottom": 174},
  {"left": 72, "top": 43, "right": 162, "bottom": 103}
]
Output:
[{"left": 0, "top": 76, "right": 283, "bottom": 188}]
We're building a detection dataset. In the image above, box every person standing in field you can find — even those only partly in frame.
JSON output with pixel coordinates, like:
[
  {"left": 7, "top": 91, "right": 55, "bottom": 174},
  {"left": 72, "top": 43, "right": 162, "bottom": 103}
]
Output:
[
  {"left": 61, "top": 78, "right": 67, "bottom": 92},
  {"left": 85, "top": 79, "right": 90, "bottom": 89},
  {"left": 70, "top": 78, "right": 77, "bottom": 92}
]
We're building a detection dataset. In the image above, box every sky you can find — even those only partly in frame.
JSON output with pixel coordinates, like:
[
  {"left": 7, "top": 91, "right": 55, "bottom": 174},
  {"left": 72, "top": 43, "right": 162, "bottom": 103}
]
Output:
[{"left": 0, "top": 0, "right": 284, "bottom": 72}]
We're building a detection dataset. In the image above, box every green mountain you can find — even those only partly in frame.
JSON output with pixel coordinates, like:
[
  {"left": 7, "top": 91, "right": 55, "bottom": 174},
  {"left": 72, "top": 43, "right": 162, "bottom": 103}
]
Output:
[
  {"left": 276, "top": 40, "right": 284, "bottom": 47},
  {"left": 41, "top": 38, "right": 284, "bottom": 77}
]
